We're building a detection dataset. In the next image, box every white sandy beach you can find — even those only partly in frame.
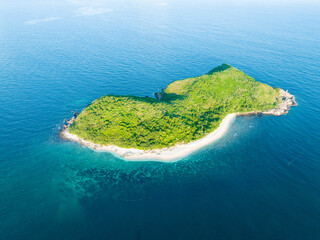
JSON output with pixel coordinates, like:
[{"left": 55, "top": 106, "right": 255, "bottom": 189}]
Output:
[{"left": 62, "top": 113, "right": 237, "bottom": 162}]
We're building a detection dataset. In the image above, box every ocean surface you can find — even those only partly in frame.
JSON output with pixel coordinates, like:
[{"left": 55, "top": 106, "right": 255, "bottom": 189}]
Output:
[{"left": 0, "top": 0, "right": 320, "bottom": 239}]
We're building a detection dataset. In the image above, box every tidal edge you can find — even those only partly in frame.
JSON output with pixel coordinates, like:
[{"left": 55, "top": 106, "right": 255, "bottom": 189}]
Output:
[{"left": 60, "top": 89, "right": 296, "bottom": 162}]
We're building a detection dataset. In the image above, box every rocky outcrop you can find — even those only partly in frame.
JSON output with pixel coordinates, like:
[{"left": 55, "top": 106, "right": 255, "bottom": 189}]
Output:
[
  {"left": 262, "top": 89, "right": 297, "bottom": 116},
  {"left": 59, "top": 111, "right": 79, "bottom": 140},
  {"left": 154, "top": 91, "right": 162, "bottom": 100},
  {"left": 236, "top": 89, "right": 296, "bottom": 117}
]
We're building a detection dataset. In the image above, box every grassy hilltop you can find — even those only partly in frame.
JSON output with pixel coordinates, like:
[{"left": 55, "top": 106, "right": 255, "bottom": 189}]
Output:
[{"left": 69, "top": 64, "right": 280, "bottom": 149}]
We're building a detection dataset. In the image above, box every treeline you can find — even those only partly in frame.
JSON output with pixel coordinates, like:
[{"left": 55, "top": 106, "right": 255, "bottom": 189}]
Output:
[{"left": 69, "top": 65, "right": 279, "bottom": 149}]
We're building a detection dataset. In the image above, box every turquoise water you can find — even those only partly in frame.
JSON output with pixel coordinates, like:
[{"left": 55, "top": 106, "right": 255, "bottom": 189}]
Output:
[{"left": 1, "top": 1, "right": 320, "bottom": 239}]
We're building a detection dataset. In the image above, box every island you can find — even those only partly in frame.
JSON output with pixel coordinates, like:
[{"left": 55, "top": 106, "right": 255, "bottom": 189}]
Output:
[{"left": 60, "top": 64, "right": 296, "bottom": 161}]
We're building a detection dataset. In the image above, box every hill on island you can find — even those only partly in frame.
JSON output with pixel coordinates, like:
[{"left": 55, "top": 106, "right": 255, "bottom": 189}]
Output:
[{"left": 69, "top": 64, "right": 280, "bottom": 149}]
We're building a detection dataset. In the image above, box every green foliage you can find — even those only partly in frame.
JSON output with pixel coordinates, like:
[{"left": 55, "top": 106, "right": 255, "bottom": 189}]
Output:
[{"left": 69, "top": 64, "right": 280, "bottom": 149}]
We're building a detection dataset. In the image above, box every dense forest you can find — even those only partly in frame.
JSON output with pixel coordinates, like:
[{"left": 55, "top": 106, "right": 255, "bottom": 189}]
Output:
[{"left": 69, "top": 64, "right": 280, "bottom": 149}]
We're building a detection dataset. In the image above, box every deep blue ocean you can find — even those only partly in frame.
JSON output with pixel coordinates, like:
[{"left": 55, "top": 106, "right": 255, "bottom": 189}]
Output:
[{"left": 1, "top": 0, "right": 320, "bottom": 239}]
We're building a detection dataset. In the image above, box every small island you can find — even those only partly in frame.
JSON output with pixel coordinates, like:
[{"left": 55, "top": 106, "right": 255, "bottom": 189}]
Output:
[{"left": 60, "top": 64, "right": 296, "bottom": 161}]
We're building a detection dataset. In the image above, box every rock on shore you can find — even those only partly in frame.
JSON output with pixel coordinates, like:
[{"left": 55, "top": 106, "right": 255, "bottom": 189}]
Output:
[{"left": 262, "top": 89, "right": 297, "bottom": 115}]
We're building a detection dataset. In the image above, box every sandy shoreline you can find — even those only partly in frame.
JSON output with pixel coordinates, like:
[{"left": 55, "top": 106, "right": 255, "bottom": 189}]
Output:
[
  {"left": 61, "top": 113, "right": 236, "bottom": 162},
  {"left": 60, "top": 89, "right": 296, "bottom": 162}
]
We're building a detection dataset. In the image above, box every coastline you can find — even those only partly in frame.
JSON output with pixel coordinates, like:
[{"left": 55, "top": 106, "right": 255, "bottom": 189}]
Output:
[{"left": 60, "top": 89, "right": 296, "bottom": 162}]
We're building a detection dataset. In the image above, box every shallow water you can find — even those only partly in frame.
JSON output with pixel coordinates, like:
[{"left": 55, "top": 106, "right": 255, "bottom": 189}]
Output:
[{"left": 1, "top": 1, "right": 320, "bottom": 239}]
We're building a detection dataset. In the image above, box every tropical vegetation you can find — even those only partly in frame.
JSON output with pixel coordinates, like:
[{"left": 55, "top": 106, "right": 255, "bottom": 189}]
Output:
[{"left": 69, "top": 64, "right": 280, "bottom": 149}]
